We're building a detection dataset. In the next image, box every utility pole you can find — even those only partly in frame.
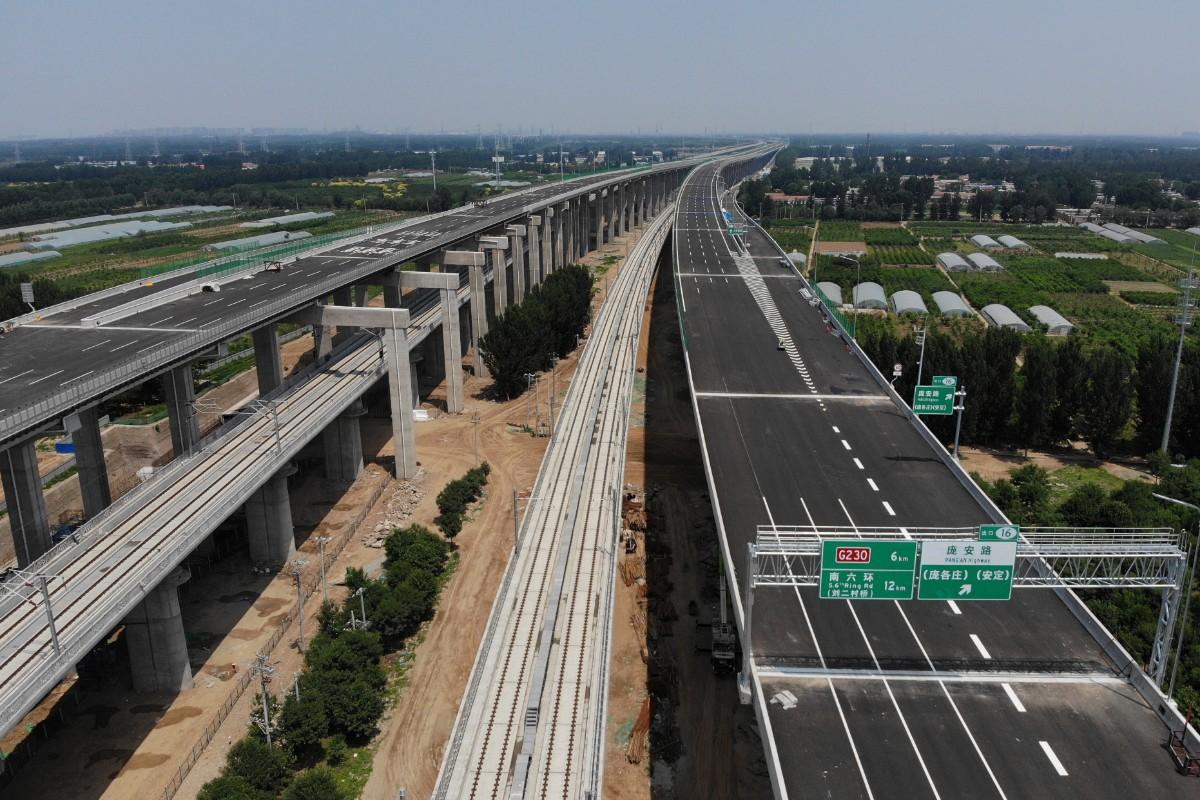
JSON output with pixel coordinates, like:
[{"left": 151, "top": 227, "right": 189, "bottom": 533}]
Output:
[
  {"left": 471, "top": 411, "right": 481, "bottom": 465},
  {"left": 431, "top": 151, "right": 437, "bottom": 194},
  {"left": 316, "top": 535, "right": 331, "bottom": 605},
  {"left": 1162, "top": 269, "right": 1197, "bottom": 455},
  {"left": 953, "top": 385, "right": 967, "bottom": 460},
  {"left": 292, "top": 672, "right": 301, "bottom": 701},
  {"left": 1153, "top": 493, "right": 1200, "bottom": 699},
  {"left": 0, "top": 571, "right": 63, "bottom": 657},
  {"left": 915, "top": 326, "right": 928, "bottom": 388},
  {"left": 250, "top": 653, "right": 276, "bottom": 746},
  {"left": 290, "top": 560, "right": 307, "bottom": 651}
]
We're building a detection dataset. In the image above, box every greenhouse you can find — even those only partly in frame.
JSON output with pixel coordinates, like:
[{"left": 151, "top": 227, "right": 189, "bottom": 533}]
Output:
[
  {"left": 853, "top": 281, "right": 887, "bottom": 309},
  {"left": 981, "top": 303, "right": 1031, "bottom": 332},
  {"left": 932, "top": 291, "right": 972, "bottom": 316},
  {"left": 890, "top": 290, "right": 928, "bottom": 316}
]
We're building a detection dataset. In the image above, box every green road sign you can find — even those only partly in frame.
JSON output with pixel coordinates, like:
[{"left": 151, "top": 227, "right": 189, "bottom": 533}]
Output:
[
  {"left": 728, "top": 225, "right": 748, "bottom": 236},
  {"left": 932, "top": 375, "right": 958, "bottom": 388},
  {"left": 917, "top": 540, "right": 1016, "bottom": 600},
  {"left": 913, "top": 385, "right": 955, "bottom": 415},
  {"left": 819, "top": 540, "right": 917, "bottom": 600},
  {"left": 979, "top": 523, "right": 1020, "bottom": 542}
]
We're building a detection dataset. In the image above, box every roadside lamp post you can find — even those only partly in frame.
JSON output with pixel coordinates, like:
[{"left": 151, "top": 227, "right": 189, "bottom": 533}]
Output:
[{"left": 836, "top": 253, "right": 862, "bottom": 341}]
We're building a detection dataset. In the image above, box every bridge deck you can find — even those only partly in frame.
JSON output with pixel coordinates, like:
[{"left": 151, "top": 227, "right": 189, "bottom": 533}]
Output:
[{"left": 674, "top": 161, "right": 1192, "bottom": 798}]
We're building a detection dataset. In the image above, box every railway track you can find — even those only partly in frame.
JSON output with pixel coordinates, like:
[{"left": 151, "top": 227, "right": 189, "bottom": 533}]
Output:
[
  {"left": 0, "top": 287, "right": 464, "bottom": 735},
  {"left": 435, "top": 203, "right": 676, "bottom": 800}
]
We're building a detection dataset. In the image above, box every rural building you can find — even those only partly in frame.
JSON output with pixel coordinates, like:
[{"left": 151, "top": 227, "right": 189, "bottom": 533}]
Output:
[
  {"left": 932, "top": 291, "right": 972, "bottom": 316},
  {"left": 966, "top": 252, "right": 1002, "bottom": 271},
  {"left": 937, "top": 252, "right": 970, "bottom": 271},
  {"left": 970, "top": 234, "right": 1002, "bottom": 249},
  {"left": 1029, "top": 305, "right": 1074, "bottom": 335},
  {"left": 981, "top": 303, "right": 1031, "bottom": 332},
  {"left": 890, "top": 290, "right": 928, "bottom": 316},
  {"left": 816, "top": 281, "right": 843, "bottom": 305},
  {"left": 853, "top": 282, "right": 887, "bottom": 309}
]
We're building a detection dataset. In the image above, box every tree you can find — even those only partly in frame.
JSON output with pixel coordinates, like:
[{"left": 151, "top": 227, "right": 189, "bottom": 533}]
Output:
[
  {"left": 1049, "top": 336, "right": 1087, "bottom": 442},
  {"left": 197, "top": 775, "right": 268, "bottom": 800},
  {"left": 1014, "top": 335, "right": 1057, "bottom": 452},
  {"left": 224, "top": 738, "right": 293, "bottom": 794},
  {"left": 278, "top": 693, "right": 328, "bottom": 759},
  {"left": 1079, "top": 347, "right": 1134, "bottom": 458},
  {"left": 282, "top": 768, "right": 344, "bottom": 800},
  {"left": 1135, "top": 335, "right": 1174, "bottom": 452}
]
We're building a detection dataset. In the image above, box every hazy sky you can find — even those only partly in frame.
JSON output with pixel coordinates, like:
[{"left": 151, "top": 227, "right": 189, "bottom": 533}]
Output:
[{"left": 3, "top": 0, "right": 1197, "bottom": 139}]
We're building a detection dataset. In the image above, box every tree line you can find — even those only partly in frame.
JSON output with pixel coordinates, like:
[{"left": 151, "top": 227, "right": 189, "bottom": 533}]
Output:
[
  {"left": 197, "top": 523, "right": 453, "bottom": 800},
  {"left": 976, "top": 462, "right": 1200, "bottom": 717},
  {"left": 857, "top": 320, "right": 1200, "bottom": 461},
  {"left": 479, "top": 264, "right": 593, "bottom": 398}
]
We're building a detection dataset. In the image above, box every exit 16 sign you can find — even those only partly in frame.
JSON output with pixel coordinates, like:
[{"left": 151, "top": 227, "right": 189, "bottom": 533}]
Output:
[{"left": 819, "top": 540, "right": 917, "bottom": 600}]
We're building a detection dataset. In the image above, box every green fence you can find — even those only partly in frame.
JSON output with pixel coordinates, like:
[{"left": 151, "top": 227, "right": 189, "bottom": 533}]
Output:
[{"left": 814, "top": 283, "right": 856, "bottom": 338}]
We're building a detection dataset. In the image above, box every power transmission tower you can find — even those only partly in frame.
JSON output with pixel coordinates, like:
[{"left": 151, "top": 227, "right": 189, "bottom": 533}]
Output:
[{"left": 1162, "top": 269, "right": 1198, "bottom": 454}]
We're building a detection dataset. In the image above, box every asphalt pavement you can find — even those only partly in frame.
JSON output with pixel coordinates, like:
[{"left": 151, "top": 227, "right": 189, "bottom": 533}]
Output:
[{"left": 673, "top": 162, "right": 1191, "bottom": 798}]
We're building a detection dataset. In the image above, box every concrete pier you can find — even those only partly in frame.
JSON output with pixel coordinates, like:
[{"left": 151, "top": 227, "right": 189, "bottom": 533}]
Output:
[
  {"left": 526, "top": 216, "right": 542, "bottom": 288},
  {"left": 323, "top": 400, "right": 364, "bottom": 485},
  {"left": 245, "top": 467, "right": 296, "bottom": 568},
  {"left": 163, "top": 364, "right": 200, "bottom": 458},
  {"left": 541, "top": 207, "right": 554, "bottom": 276},
  {"left": 507, "top": 224, "right": 527, "bottom": 303},
  {"left": 252, "top": 324, "right": 283, "bottom": 396},
  {"left": 124, "top": 566, "right": 193, "bottom": 694},
  {"left": 68, "top": 407, "right": 111, "bottom": 519},
  {"left": 480, "top": 236, "right": 509, "bottom": 314},
  {"left": 0, "top": 438, "right": 51, "bottom": 566}
]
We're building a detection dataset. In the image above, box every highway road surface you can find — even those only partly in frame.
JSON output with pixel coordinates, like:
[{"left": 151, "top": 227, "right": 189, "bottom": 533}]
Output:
[
  {"left": 673, "top": 161, "right": 1193, "bottom": 798},
  {"left": 0, "top": 155, "right": 711, "bottom": 448}
]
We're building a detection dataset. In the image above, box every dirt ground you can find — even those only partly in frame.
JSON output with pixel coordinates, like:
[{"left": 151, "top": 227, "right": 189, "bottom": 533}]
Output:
[
  {"left": 957, "top": 443, "right": 1152, "bottom": 484},
  {"left": 603, "top": 267, "right": 771, "bottom": 800},
  {"left": 359, "top": 228, "right": 649, "bottom": 800}
]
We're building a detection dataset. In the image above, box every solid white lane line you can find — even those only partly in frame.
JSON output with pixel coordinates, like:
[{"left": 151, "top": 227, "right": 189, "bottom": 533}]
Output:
[
  {"left": 853, "top": 458, "right": 864, "bottom": 470},
  {"left": 1039, "top": 741, "right": 1068, "bottom": 776},
  {"left": 1001, "top": 683, "right": 1026, "bottom": 712},
  {"left": 947, "top": 600, "right": 962, "bottom": 615},
  {"left": 882, "top": 501, "right": 896, "bottom": 516},
  {"left": 969, "top": 634, "right": 992, "bottom": 660},
  {"left": 867, "top": 478, "right": 879, "bottom": 492},
  {"left": 841, "top": 439, "right": 852, "bottom": 450},
  {"left": 27, "top": 370, "right": 64, "bottom": 385}
]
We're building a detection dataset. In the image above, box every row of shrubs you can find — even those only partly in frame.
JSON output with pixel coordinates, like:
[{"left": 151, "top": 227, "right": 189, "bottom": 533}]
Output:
[
  {"left": 434, "top": 462, "right": 491, "bottom": 540},
  {"left": 198, "top": 524, "right": 453, "bottom": 800},
  {"left": 479, "top": 264, "right": 593, "bottom": 398}
]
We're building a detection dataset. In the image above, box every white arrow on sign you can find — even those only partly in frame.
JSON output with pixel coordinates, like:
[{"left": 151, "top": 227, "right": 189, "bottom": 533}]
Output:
[{"left": 958, "top": 584, "right": 973, "bottom": 596}]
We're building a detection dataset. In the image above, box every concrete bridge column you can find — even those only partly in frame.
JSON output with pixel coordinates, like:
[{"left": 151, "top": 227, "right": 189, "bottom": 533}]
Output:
[
  {"left": 323, "top": 400, "right": 364, "bottom": 485},
  {"left": 68, "top": 406, "right": 111, "bottom": 519},
  {"left": 384, "top": 324, "right": 418, "bottom": 479},
  {"left": 576, "top": 199, "right": 586, "bottom": 259},
  {"left": 595, "top": 191, "right": 606, "bottom": 247},
  {"left": 245, "top": 465, "right": 296, "bottom": 568},
  {"left": 552, "top": 205, "right": 565, "bottom": 270},
  {"left": 163, "top": 364, "right": 200, "bottom": 458},
  {"left": 0, "top": 438, "right": 51, "bottom": 567},
  {"left": 440, "top": 286, "right": 464, "bottom": 413},
  {"left": 332, "top": 288, "right": 354, "bottom": 345},
  {"left": 507, "top": 224, "right": 527, "bottom": 303},
  {"left": 252, "top": 324, "right": 283, "bottom": 396},
  {"left": 540, "top": 207, "right": 554, "bottom": 276},
  {"left": 607, "top": 186, "right": 618, "bottom": 242},
  {"left": 620, "top": 184, "right": 631, "bottom": 235},
  {"left": 124, "top": 566, "right": 193, "bottom": 694},
  {"left": 440, "top": 251, "right": 488, "bottom": 380},
  {"left": 526, "top": 216, "right": 542, "bottom": 288},
  {"left": 561, "top": 205, "right": 574, "bottom": 267},
  {"left": 480, "top": 236, "right": 509, "bottom": 315}
]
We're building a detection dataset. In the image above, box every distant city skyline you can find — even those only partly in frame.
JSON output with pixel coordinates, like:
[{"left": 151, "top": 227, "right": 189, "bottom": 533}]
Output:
[{"left": 3, "top": 0, "right": 1197, "bottom": 140}]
